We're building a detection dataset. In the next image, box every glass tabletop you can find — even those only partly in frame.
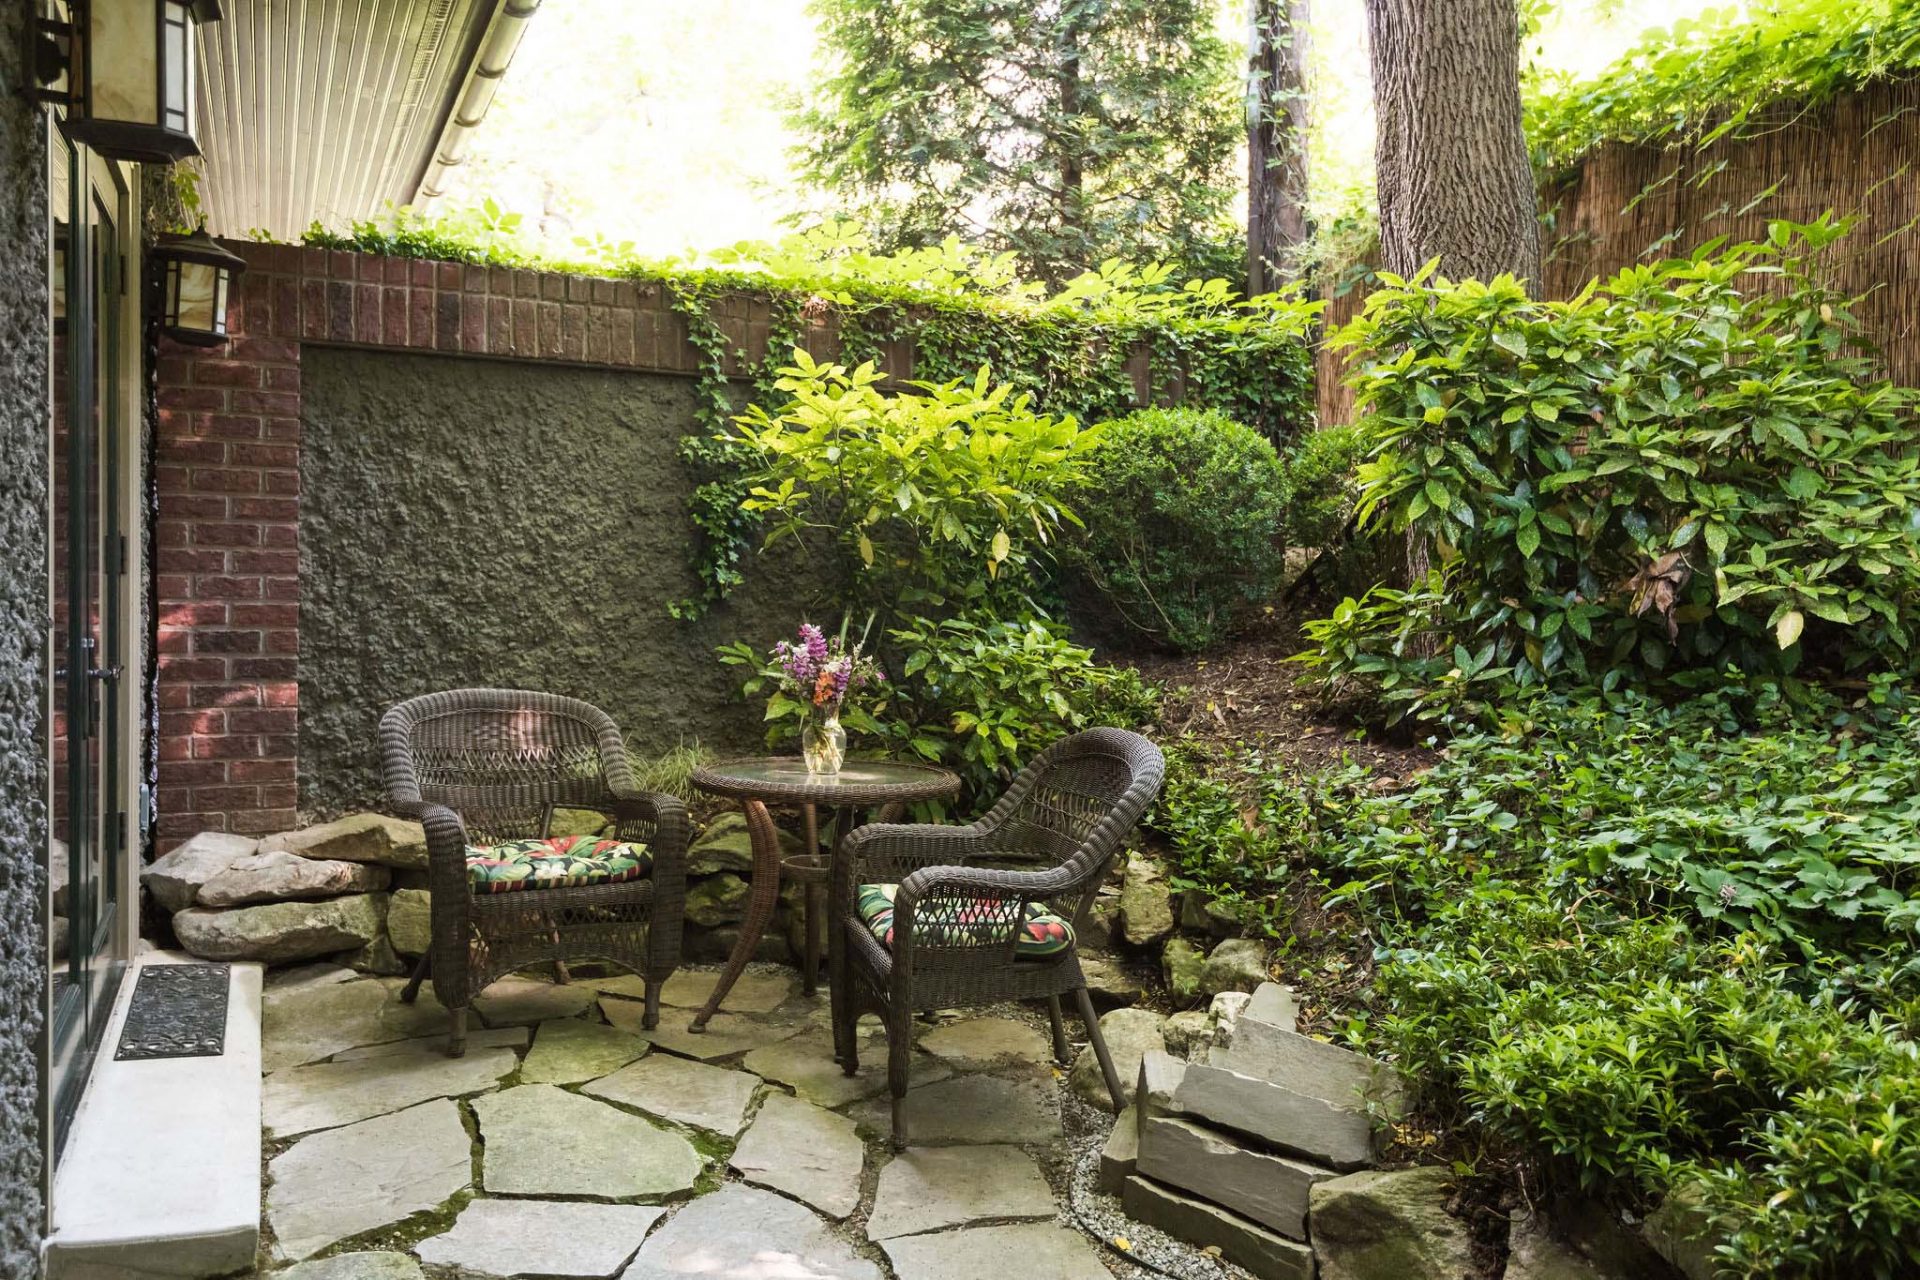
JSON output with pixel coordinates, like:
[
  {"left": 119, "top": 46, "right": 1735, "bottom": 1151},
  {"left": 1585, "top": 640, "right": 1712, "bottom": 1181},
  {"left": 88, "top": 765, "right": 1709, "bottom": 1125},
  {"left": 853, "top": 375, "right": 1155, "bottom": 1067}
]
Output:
[{"left": 692, "top": 756, "right": 960, "bottom": 799}]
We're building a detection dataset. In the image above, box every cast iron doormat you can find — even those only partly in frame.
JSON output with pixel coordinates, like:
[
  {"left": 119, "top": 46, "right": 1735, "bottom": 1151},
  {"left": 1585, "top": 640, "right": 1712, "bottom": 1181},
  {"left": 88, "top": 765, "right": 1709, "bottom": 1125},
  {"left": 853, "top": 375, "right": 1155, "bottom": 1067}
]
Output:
[{"left": 115, "top": 962, "right": 230, "bottom": 1060}]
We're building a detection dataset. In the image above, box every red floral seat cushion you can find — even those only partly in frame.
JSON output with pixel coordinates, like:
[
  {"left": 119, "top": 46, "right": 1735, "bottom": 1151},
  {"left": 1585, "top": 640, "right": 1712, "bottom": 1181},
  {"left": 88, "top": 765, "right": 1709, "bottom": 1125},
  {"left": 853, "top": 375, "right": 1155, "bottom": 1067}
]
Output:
[
  {"left": 855, "top": 882, "right": 1073, "bottom": 957},
  {"left": 465, "top": 835, "right": 652, "bottom": 895}
]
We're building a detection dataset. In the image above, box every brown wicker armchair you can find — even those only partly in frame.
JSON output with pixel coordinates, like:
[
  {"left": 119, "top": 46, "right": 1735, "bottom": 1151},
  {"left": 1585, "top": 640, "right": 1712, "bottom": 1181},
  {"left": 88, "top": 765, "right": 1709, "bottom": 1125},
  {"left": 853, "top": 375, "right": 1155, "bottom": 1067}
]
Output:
[
  {"left": 831, "top": 727, "right": 1165, "bottom": 1143},
  {"left": 380, "top": 689, "right": 689, "bottom": 1055}
]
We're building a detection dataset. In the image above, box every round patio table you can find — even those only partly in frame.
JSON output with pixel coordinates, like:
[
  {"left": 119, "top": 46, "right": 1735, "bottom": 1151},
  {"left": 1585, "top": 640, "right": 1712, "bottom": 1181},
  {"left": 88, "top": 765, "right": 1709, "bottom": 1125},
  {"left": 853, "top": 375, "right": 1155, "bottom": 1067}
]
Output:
[{"left": 685, "top": 757, "right": 960, "bottom": 1033}]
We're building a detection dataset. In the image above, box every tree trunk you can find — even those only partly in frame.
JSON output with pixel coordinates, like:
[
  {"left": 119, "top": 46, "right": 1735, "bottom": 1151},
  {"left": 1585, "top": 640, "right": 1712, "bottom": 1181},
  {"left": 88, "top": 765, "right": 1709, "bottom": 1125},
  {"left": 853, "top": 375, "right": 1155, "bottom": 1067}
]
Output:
[
  {"left": 1056, "top": 9, "right": 1087, "bottom": 275},
  {"left": 1246, "top": 0, "right": 1311, "bottom": 296},
  {"left": 1363, "top": 0, "right": 1539, "bottom": 288}
]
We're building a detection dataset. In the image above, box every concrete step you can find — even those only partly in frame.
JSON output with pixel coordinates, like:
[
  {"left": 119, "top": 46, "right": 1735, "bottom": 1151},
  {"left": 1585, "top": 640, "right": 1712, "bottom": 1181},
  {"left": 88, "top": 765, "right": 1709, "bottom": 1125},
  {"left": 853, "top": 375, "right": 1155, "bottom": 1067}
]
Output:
[{"left": 44, "top": 952, "right": 263, "bottom": 1279}]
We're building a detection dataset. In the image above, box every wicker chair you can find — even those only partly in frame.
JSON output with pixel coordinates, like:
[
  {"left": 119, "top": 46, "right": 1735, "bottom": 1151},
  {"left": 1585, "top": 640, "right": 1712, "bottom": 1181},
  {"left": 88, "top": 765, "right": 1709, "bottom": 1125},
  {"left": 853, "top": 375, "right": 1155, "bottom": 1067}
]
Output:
[
  {"left": 832, "top": 727, "right": 1166, "bottom": 1143},
  {"left": 380, "top": 689, "right": 690, "bottom": 1055}
]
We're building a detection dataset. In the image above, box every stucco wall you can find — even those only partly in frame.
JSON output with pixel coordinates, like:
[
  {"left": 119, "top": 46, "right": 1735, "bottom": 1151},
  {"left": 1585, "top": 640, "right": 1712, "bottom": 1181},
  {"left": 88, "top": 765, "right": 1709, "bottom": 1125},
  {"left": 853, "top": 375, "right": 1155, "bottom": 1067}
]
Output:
[
  {"left": 0, "top": 8, "right": 50, "bottom": 1267},
  {"left": 299, "top": 347, "right": 819, "bottom": 814}
]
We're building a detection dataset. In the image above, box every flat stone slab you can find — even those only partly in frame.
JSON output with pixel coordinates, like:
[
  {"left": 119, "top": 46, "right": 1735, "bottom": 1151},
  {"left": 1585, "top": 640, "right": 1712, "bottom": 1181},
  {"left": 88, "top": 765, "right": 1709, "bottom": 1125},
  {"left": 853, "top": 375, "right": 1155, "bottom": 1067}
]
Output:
[
  {"left": 520, "top": 1017, "right": 650, "bottom": 1085},
  {"left": 853, "top": 1069, "right": 1062, "bottom": 1146},
  {"left": 174, "top": 892, "right": 386, "bottom": 965},
  {"left": 742, "top": 1027, "right": 950, "bottom": 1108},
  {"left": 275, "top": 1252, "right": 425, "bottom": 1280},
  {"left": 332, "top": 1025, "right": 528, "bottom": 1061},
  {"left": 619, "top": 1184, "right": 882, "bottom": 1280},
  {"left": 267, "top": 1098, "right": 471, "bottom": 1261},
  {"left": 143, "top": 831, "right": 258, "bottom": 914},
  {"left": 1138, "top": 1115, "right": 1329, "bottom": 1239},
  {"left": 1098, "top": 1105, "right": 1140, "bottom": 1195},
  {"left": 1210, "top": 1015, "right": 1403, "bottom": 1116},
  {"left": 473, "top": 1084, "right": 705, "bottom": 1197},
  {"left": 413, "top": 1199, "right": 665, "bottom": 1278},
  {"left": 1123, "top": 1176, "right": 1314, "bottom": 1280},
  {"left": 264, "top": 1047, "right": 516, "bottom": 1137},
  {"left": 918, "top": 1016, "right": 1051, "bottom": 1067},
  {"left": 866, "top": 1145, "right": 1056, "bottom": 1240},
  {"left": 262, "top": 976, "right": 450, "bottom": 1072},
  {"left": 602, "top": 998, "right": 805, "bottom": 1060},
  {"left": 261, "top": 812, "right": 428, "bottom": 870},
  {"left": 882, "top": 1223, "right": 1113, "bottom": 1280},
  {"left": 1172, "top": 1058, "right": 1375, "bottom": 1170},
  {"left": 729, "top": 1092, "right": 865, "bottom": 1219},
  {"left": 472, "top": 975, "right": 600, "bottom": 1026},
  {"left": 583, "top": 1053, "right": 762, "bottom": 1135},
  {"left": 197, "top": 850, "right": 390, "bottom": 907},
  {"left": 660, "top": 967, "right": 798, "bottom": 1013}
]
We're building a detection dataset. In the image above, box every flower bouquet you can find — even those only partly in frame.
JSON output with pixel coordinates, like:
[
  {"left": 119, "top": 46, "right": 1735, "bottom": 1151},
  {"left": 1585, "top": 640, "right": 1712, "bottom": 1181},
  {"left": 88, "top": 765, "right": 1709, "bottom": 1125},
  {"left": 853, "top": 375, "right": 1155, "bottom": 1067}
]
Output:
[{"left": 767, "top": 620, "right": 884, "bottom": 774}]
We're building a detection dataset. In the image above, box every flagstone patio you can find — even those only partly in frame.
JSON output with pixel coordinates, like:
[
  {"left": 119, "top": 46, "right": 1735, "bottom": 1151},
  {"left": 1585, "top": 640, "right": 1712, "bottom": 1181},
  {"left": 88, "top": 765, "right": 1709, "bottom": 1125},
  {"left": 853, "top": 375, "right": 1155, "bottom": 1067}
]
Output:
[{"left": 251, "top": 961, "right": 1233, "bottom": 1280}]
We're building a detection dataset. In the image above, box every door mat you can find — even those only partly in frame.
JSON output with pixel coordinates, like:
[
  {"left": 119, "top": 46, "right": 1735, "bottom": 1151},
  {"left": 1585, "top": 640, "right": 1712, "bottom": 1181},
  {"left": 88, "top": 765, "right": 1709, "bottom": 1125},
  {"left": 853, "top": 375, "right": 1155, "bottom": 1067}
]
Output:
[{"left": 115, "top": 963, "right": 230, "bottom": 1060}]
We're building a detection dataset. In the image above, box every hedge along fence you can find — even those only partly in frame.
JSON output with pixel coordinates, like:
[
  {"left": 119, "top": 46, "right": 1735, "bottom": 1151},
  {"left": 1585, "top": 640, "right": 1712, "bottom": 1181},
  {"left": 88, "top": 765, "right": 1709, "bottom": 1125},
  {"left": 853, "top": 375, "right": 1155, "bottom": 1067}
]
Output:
[{"left": 1314, "top": 74, "right": 1920, "bottom": 427}]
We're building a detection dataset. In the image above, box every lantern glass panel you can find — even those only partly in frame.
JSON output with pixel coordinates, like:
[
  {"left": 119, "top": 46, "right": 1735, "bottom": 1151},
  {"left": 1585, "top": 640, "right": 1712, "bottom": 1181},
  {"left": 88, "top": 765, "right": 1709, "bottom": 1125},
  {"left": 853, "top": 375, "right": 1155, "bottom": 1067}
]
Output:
[
  {"left": 172, "top": 259, "right": 219, "bottom": 333},
  {"left": 162, "top": 3, "right": 192, "bottom": 133},
  {"left": 89, "top": 0, "right": 161, "bottom": 127}
]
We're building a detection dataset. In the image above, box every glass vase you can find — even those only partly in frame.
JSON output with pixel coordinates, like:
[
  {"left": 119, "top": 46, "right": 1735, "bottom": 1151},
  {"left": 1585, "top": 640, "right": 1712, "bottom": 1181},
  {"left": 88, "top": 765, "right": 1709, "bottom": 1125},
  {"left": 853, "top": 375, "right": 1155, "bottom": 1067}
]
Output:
[{"left": 802, "top": 713, "right": 846, "bottom": 775}]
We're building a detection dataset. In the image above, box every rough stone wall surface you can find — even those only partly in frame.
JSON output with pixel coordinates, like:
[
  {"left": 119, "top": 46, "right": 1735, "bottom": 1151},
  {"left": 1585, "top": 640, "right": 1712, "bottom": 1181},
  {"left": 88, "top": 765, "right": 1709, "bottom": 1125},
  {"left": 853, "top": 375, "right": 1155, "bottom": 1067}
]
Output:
[
  {"left": 0, "top": 8, "right": 50, "bottom": 1267},
  {"left": 299, "top": 347, "right": 818, "bottom": 816}
]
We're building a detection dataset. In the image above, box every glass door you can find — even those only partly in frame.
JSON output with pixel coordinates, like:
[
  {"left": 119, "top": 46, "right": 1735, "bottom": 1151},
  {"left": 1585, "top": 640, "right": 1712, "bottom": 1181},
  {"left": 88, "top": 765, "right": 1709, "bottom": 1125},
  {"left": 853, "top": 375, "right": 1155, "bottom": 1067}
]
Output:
[{"left": 48, "top": 127, "right": 133, "bottom": 1165}]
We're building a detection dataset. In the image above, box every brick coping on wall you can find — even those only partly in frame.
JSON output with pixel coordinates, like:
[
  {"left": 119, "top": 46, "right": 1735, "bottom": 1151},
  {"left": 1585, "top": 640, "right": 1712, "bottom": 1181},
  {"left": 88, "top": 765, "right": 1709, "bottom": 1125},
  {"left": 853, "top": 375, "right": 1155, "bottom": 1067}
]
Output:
[{"left": 152, "top": 243, "right": 1164, "bottom": 849}]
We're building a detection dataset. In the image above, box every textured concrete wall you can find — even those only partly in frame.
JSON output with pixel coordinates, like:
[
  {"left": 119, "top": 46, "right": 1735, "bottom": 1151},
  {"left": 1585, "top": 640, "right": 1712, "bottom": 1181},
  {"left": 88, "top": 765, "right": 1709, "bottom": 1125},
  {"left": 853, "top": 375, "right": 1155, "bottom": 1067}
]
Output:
[
  {"left": 300, "top": 347, "right": 819, "bottom": 815},
  {"left": 0, "top": 8, "right": 50, "bottom": 1267}
]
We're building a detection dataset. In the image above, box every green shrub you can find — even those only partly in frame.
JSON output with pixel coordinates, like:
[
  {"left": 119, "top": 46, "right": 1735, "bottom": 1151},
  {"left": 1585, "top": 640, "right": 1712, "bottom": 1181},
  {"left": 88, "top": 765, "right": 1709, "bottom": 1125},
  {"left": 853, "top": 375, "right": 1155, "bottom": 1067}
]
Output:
[
  {"left": 1070, "top": 407, "right": 1289, "bottom": 652},
  {"left": 1306, "top": 221, "right": 1920, "bottom": 710},
  {"left": 1280, "top": 425, "right": 1362, "bottom": 552}
]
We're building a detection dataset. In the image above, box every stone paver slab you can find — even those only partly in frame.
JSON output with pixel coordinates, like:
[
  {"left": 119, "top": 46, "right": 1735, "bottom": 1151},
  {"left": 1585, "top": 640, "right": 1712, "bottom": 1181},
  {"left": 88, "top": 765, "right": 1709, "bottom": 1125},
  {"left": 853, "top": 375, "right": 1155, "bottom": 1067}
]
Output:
[
  {"left": 729, "top": 1092, "right": 865, "bottom": 1219},
  {"left": 472, "top": 975, "right": 599, "bottom": 1026},
  {"left": 413, "top": 1199, "right": 664, "bottom": 1278},
  {"left": 852, "top": 1069, "right": 1062, "bottom": 1145},
  {"left": 262, "top": 977, "right": 450, "bottom": 1072},
  {"left": 332, "top": 1025, "right": 528, "bottom": 1061},
  {"left": 267, "top": 1099, "right": 471, "bottom": 1261},
  {"left": 583, "top": 1053, "right": 761, "bottom": 1135},
  {"left": 741, "top": 1028, "right": 950, "bottom": 1109},
  {"left": 918, "top": 1017, "right": 1051, "bottom": 1067},
  {"left": 660, "top": 967, "right": 798, "bottom": 1013},
  {"left": 264, "top": 1047, "right": 516, "bottom": 1137},
  {"left": 619, "top": 1184, "right": 882, "bottom": 1280},
  {"left": 866, "top": 1145, "right": 1056, "bottom": 1240},
  {"left": 601, "top": 998, "right": 804, "bottom": 1060},
  {"left": 472, "top": 1084, "right": 704, "bottom": 1197},
  {"left": 275, "top": 1251, "right": 425, "bottom": 1280},
  {"left": 882, "top": 1223, "right": 1113, "bottom": 1280},
  {"left": 519, "top": 1017, "right": 649, "bottom": 1085}
]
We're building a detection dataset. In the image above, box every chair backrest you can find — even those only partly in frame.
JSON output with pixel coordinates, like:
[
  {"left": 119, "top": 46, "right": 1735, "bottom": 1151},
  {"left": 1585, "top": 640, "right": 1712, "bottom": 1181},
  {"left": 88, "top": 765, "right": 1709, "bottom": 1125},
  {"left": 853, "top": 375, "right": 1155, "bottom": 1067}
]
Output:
[
  {"left": 380, "top": 689, "right": 634, "bottom": 844},
  {"left": 981, "top": 727, "right": 1166, "bottom": 912}
]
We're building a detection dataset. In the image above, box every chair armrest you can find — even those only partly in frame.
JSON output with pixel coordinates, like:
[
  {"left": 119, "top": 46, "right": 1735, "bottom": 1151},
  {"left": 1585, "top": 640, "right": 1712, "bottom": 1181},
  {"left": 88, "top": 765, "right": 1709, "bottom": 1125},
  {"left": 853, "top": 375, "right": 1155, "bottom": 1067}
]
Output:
[{"left": 609, "top": 792, "right": 689, "bottom": 960}]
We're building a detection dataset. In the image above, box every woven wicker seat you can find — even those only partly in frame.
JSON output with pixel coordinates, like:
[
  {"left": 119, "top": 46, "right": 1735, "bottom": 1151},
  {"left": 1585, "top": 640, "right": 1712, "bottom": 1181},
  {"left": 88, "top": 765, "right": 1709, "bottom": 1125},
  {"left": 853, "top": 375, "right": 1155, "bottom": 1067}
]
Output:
[
  {"left": 380, "top": 689, "right": 689, "bottom": 1055},
  {"left": 831, "top": 727, "right": 1165, "bottom": 1143}
]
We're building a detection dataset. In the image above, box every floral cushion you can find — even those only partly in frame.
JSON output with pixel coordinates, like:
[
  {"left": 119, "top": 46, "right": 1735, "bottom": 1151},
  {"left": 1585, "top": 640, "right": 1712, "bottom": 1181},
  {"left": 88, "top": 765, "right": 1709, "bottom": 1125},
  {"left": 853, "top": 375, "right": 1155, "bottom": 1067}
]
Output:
[
  {"left": 855, "top": 882, "right": 1074, "bottom": 958},
  {"left": 465, "top": 835, "right": 652, "bottom": 895}
]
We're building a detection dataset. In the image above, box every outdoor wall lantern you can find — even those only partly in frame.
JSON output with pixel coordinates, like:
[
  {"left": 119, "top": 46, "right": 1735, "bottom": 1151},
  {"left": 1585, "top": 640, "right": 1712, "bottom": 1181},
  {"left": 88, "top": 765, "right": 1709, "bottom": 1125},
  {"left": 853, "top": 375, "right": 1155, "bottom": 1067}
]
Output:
[
  {"left": 152, "top": 227, "right": 244, "bottom": 346},
  {"left": 35, "top": 0, "right": 224, "bottom": 163}
]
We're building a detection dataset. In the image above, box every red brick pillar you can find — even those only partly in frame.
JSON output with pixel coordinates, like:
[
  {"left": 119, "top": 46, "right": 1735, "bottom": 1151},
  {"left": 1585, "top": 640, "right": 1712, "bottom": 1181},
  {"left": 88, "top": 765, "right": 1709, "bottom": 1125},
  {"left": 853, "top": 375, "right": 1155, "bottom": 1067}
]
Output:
[{"left": 153, "top": 249, "right": 301, "bottom": 849}]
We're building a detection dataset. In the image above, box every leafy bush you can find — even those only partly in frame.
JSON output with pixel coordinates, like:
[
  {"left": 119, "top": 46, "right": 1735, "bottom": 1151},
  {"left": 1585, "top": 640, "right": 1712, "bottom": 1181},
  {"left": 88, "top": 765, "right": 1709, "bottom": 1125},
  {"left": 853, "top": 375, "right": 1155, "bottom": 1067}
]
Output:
[
  {"left": 732, "top": 351, "right": 1099, "bottom": 619},
  {"left": 1306, "top": 223, "right": 1920, "bottom": 711},
  {"left": 1280, "top": 425, "right": 1362, "bottom": 552},
  {"left": 1069, "top": 408, "right": 1289, "bottom": 652}
]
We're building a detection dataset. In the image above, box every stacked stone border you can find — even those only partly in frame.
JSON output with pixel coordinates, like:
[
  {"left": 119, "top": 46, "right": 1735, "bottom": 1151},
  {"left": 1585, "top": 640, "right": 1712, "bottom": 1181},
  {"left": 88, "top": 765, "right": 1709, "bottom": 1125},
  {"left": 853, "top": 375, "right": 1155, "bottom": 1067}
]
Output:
[{"left": 152, "top": 245, "right": 1166, "bottom": 849}]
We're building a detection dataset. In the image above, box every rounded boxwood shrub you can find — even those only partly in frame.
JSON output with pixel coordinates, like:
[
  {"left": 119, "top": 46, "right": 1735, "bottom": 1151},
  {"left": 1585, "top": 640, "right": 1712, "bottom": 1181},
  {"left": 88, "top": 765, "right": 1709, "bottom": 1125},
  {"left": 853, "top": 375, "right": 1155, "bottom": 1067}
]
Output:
[{"left": 1070, "top": 407, "right": 1289, "bottom": 651}]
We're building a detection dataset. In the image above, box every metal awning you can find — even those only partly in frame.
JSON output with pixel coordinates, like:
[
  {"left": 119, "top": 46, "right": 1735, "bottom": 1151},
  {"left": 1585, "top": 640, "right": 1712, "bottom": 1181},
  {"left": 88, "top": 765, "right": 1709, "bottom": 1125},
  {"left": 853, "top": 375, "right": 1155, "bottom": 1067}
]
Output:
[{"left": 194, "top": 0, "right": 541, "bottom": 240}]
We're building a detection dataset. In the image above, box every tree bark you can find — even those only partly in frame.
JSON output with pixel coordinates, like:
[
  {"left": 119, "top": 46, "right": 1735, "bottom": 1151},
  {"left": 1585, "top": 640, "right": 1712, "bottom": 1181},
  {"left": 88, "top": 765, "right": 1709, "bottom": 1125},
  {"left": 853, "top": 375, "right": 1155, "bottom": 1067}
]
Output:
[
  {"left": 1363, "top": 0, "right": 1539, "bottom": 288},
  {"left": 1246, "top": 0, "right": 1311, "bottom": 296}
]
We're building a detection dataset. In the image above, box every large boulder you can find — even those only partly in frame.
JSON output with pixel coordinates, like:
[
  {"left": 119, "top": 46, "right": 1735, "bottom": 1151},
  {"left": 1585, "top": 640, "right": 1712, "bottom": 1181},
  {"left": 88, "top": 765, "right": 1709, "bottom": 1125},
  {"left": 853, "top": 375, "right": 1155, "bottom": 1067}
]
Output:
[
  {"left": 1117, "top": 852, "right": 1173, "bottom": 946},
  {"left": 1642, "top": 1185, "right": 1722, "bottom": 1280},
  {"left": 1200, "top": 937, "right": 1270, "bottom": 995},
  {"left": 197, "top": 850, "right": 389, "bottom": 907},
  {"left": 144, "top": 831, "right": 259, "bottom": 913},
  {"left": 261, "top": 814, "right": 428, "bottom": 870},
  {"left": 1069, "top": 1007, "right": 1167, "bottom": 1110},
  {"left": 1309, "top": 1168, "right": 1475, "bottom": 1280},
  {"left": 174, "top": 893, "right": 388, "bottom": 964}
]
